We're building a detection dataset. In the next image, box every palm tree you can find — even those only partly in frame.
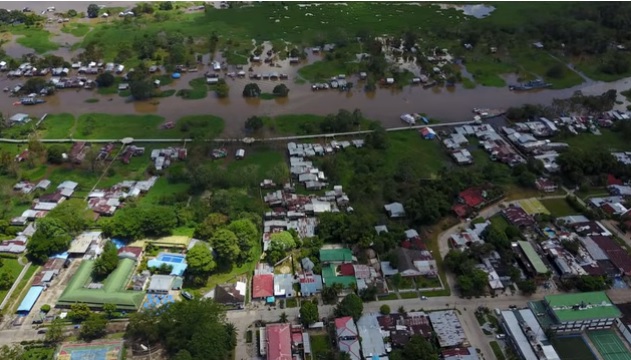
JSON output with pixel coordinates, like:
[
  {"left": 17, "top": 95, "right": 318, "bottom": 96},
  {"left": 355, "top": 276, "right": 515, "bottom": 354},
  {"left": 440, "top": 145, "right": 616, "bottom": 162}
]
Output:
[
  {"left": 279, "top": 312, "right": 288, "bottom": 323},
  {"left": 224, "top": 323, "right": 237, "bottom": 348}
]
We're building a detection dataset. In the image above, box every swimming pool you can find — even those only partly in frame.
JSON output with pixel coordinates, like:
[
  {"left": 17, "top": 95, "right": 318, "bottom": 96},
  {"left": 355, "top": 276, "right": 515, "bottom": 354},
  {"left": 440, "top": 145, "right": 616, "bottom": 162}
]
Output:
[
  {"left": 157, "top": 253, "right": 185, "bottom": 264},
  {"left": 111, "top": 239, "right": 126, "bottom": 250},
  {"left": 544, "top": 227, "right": 556, "bottom": 238}
]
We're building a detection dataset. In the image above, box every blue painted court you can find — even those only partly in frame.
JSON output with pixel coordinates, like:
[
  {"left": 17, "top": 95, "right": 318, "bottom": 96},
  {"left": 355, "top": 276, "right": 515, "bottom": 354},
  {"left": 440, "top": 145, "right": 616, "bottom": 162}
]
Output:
[
  {"left": 143, "top": 294, "right": 175, "bottom": 309},
  {"left": 56, "top": 340, "right": 124, "bottom": 360},
  {"left": 158, "top": 254, "right": 185, "bottom": 263}
]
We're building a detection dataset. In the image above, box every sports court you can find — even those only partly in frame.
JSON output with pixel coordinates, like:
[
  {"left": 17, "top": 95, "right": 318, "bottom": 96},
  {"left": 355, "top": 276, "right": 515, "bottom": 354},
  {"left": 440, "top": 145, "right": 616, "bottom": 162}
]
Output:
[
  {"left": 553, "top": 336, "right": 596, "bottom": 360},
  {"left": 56, "top": 340, "right": 124, "bottom": 360},
  {"left": 517, "top": 198, "right": 550, "bottom": 215},
  {"left": 157, "top": 254, "right": 184, "bottom": 263},
  {"left": 588, "top": 330, "right": 631, "bottom": 360}
]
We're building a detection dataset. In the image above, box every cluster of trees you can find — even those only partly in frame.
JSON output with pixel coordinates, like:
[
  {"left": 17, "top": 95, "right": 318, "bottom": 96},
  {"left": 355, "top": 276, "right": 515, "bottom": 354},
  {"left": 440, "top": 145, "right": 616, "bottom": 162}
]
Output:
[
  {"left": 27, "top": 199, "right": 91, "bottom": 263},
  {"left": 101, "top": 202, "right": 178, "bottom": 241},
  {"left": 334, "top": 293, "right": 364, "bottom": 321},
  {"left": 557, "top": 148, "right": 620, "bottom": 187},
  {"left": 559, "top": 274, "right": 610, "bottom": 292},
  {"left": 92, "top": 241, "right": 119, "bottom": 280},
  {"left": 297, "top": 109, "right": 366, "bottom": 135},
  {"left": 299, "top": 300, "right": 319, "bottom": 326},
  {"left": 126, "top": 299, "right": 236, "bottom": 360},
  {"left": 389, "top": 335, "right": 439, "bottom": 360},
  {"left": 265, "top": 231, "right": 298, "bottom": 264}
]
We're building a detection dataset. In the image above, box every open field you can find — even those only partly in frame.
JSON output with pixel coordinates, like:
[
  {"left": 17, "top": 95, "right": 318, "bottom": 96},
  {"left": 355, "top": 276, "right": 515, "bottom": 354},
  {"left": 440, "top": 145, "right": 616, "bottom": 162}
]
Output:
[
  {"left": 310, "top": 334, "right": 331, "bottom": 359},
  {"left": 7, "top": 26, "right": 59, "bottom": 53},
  {"left": 556, "top": 130, "right": 631, "bottom": 152},
  {"left": 540, "top": 198, "right": 577, "bottom": 217},
  {"left": 0, "top": 257, "right": 24, "bottom": 305},
  {"left": 60, "top": 22, "right": 91, "bottom": 37},
  {"left": 517, "top": 198, "right": 550, "bottom": 215}
]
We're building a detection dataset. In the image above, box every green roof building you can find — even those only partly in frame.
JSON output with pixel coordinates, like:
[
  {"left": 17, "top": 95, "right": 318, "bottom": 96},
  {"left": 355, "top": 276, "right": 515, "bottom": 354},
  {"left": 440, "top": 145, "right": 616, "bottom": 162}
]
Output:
[
  {"left": 319, "top": 249, "right": 353, "bottom": 264},
  {"left": 322, "top": 264, "right": 356, "bottom": 289},
  {"left": 537, "top": 292, "right": 621, "bottom": 333},
  {"left": 57, "top": 258, "right": 145, "bottom": 311},
  {"left": 517, "top": 241, "right": 548, "bottom": 275}
]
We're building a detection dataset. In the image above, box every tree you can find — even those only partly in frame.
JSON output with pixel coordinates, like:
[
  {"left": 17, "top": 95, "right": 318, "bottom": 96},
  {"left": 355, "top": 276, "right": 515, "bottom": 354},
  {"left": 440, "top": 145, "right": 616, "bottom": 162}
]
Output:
[
  {"left": 380, "top": 304, "right": 391, "bottom": 315},
  {"left": 0, "top": 345, "right": 24, "bottom": 360},
  {"left": 130, "top": 80, "right": 154, "bottom": 100},
  {"left": 194, "top": 213, "right": 228, "bottom": 240},
  {"left": 79, "top": 313, "right": 107, "bottom": 341},
  {"left": 47, "top": 144, "right": 66, "bottom": 165},
  {"left": 335, "top": 293, "right": 363, "bottom": 321},
  {"left": 273, "top": 84, "right": 290, "bottom": 97},
  {"left": 173, "top": 350, "right": 194, "bottom": 360},
  {"left": 242, "top": 83, "right": 261, "bottom": 97},
  {"left": 93, "top": 241, "right": 119, "bottom": 280},
  {"left": 265, "top": 231, "right": 296, "bottom": 264},
  {"left": 87, "top": 4, "right": 100, "bottom": 18},
  {"left": 299, "top": 301, "right": 319, "bottom": 326},
  {"left": 27, "top": 217, "right": 72, "bottom": 263},
  {"left": 279, "top": 312, "right": 289, "bottom": 323},
  {"left": 211, "top": 229, "right": 240, "bottom": 265},
  {"left": 103, "top": 303, "right": 117, "bottom": 319},
  {"left": 390, "top": 335, "right": 439, "bottom": 360},
  {"left": 517, "top": 279, "right": 537, "bottom": 296},
  {"left": 22, "top": 78, "right": 48, "bottom": 94},
  {"left": 226, "top": 219, "right": 259, "bottom": 262},
  {"left": 215, "top": 82, "right": 229, "bottom": 98},
  {"left": 186, "top": 243, "right": 216, "bottom": 275},
  {"left": 321, "top": 286, "right": 339, "bottom": 305},
  {"left": 127, "top": 299, "right": 236, "bottom": 359},
  {"left": 45, "top": 318, "right": 66, "bottom": 345},
  {"left": 245, "top": 116, "right": 264, "bottom": 131},
  {"left": 0, "top": 271, "right": 12, "bottom": 290},
  {"left": 68, "top": 303, "right": 91, "bottom": 323},
  {"left": 159, "top": 1, "right": 173, "bottom": 10},
  {"left": 96, "top": 72, "right": 115, "bottom": 87}
]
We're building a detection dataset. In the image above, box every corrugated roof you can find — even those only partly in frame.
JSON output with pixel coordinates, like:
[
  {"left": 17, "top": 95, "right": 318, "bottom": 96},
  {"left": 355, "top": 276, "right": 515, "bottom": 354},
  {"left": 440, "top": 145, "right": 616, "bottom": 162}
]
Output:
[
  {"left": 518, "top": 241, "right": 548, "bottom": 274},
  {"left": 545, "top": 292, "right": 621, "bottom": 322},
  {"left": 17, "top": 286, "right": 44, "bottom": 313},
  {"left": 320, "top": 248, "right": 352, "bottom": 263},
  {"left": 501, "top": 311, "right": 537, "bottom": 360}
]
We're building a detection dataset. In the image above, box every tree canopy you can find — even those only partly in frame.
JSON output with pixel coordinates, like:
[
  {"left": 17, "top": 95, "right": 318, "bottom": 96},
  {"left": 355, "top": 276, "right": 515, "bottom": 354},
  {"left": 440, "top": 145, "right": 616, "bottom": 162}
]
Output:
[
  {"left": 334, "top": 293, "right": 363, "bottom": 321},
  {"left": 126, "top": 299, "right": 236, "bottom": 360},
  {"left": 92, "top": 241, "right": 119, "bottom": 280},
  {"left": 101, "top": 204, "right": 178, "bottom": 240},
  {"left": 186, "top": 243, "right": 216, "bottom": 275},
  {"left": 242, "top": 83, "right": 261, "bottom": 97},
  {"left": 299, "top": 301, "right": 319, "bottom": 326}
]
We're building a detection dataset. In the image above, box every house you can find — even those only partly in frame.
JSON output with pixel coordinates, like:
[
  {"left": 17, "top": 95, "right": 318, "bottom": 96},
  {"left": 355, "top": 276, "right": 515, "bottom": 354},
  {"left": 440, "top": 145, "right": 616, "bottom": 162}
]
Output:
[
  {"left": 385, "top": 247, "right": 437, "bottom": 277},
  {"left": 147, "top": 274, "right": 174, "bottom": 294},
  {"left": 68, "top": 231, "right": 102, "bottom": 257},
  {"left": 443, "top": 347, "right": 480, "bottom": 360},
  {"left": 9, "top": 113, "right": 30, "bottom": 125},
  {"left": 335, "top": 317, "right": 361, "bottom": 360},
  {"left": 535, "top": 178, "right": 557, "bottom": 193},
  {"left": 357, "top": 313, "right": 387, "bottom": 359},
  {"left": 117, "top": 246, "right": 143, "bottom": 261},
  {"left": 274, "top": 274, "right": 294, "bottom": 298},
  {"left": 419, "top": 127, "right": 436, "bottom": 140},
  {"left": 458, "top": 188, "right": 486, "bottom": 208},
  {"left": 502, "top": 205, "right": 535, "bottom": 228},
  {"left": 384, "top": 202, "right": 405, "bottom": 218},
  {"left": 205, "top": 282, "right": 246, "bottom": 309},
  {"left": 320, "top": 248, "right": 353, "bottom": 264},
  {"left": 265, "top": 324, "right": 292, "bottom": 360},
  {"left": 252, "top": 274, "right": 274, "bottom": 300},
  {"left": 428, "top": 310, "right": 467, "bottom": 348},
  {"left": 609, "top": 185, "right": 631, "bottom": 196}
]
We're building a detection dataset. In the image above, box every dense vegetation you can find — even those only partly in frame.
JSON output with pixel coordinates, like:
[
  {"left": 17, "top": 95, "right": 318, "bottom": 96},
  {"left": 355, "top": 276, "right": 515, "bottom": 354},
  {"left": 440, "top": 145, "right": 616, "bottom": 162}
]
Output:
[{"left": 126, "top": 299, "right": 236, "bottom": 360}]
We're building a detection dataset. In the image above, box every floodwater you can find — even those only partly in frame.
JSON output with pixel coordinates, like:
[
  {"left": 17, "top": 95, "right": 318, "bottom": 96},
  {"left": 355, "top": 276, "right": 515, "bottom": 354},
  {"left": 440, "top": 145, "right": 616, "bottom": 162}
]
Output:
[{"left": 433, "top": 3, "right": 496, "bottom": 18}]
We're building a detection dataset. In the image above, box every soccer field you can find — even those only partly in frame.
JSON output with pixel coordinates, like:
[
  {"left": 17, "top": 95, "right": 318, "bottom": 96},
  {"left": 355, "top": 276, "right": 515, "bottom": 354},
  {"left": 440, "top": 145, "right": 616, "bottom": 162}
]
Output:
[
  {"left": 588, "top": 330, "right": 631, "bottom": 360},
  {"left": 517, "top": 198, "right": 550, "bottom": 215}
]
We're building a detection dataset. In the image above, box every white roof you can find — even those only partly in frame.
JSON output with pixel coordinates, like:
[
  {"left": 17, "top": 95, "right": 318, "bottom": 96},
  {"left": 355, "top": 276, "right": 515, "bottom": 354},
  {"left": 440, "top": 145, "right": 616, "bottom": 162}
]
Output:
[
  {"left": 148, "top": 274, "right": 174, "bottom": 292},
  {"left": 58, "top": 180, "right": 78, "bottom": 190},
  {"left": 68, "top": 231, "right": 101, "bottom": 254}
]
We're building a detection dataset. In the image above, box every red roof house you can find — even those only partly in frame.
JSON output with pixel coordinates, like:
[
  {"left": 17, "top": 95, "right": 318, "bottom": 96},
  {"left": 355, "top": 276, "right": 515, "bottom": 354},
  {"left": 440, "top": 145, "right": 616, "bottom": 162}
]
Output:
[
  {"left": 591, "top": 236, "right": 631, "bottom": 276},
  {"left": 452, "top": 204, "right": 469, "bottom": 218},
  {"left": 118, "top": 246, "right": 143, "bottom": 260},
  {"left": 459, "top": 188, "right": 485, "bottom": 208},
  {"left": 339, "top": 263, "right": 355, "bottom": 276},
  {"left": 608, "top": 174, "right": 623, "bottom": 186},
  {"left": 252, "top": 274, "right": 274, "bottom": 299},
  {"left": 266, "top": 323, "right": 292, "bottom": 360}
]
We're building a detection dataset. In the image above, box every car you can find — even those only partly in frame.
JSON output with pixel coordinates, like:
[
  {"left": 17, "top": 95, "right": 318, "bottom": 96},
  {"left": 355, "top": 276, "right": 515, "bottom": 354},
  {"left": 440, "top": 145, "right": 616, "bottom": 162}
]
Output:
[
  {"left": 421, "top": 296, "right": 428, "bottom": 300},
  {"left": 37, "top": 329, "right": 48, "bottom": 334},
  {"left": 496, "top": 334, "right": 506, "bottom": 340},
  {"left": 509, "top": 305, "right": 517, "bottom": 309},
  {"left": 181, "top": 291, "right": 194, "bottom": 300}
]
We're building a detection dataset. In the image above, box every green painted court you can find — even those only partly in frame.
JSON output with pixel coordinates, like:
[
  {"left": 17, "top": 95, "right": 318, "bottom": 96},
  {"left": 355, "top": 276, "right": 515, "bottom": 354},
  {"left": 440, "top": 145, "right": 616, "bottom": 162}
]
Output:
[
  {"left": 517, "top": 198, "right": 550, "bottom": 215},
  {"left": 588, "top": 330, "right": 631, "bottom": 360}
]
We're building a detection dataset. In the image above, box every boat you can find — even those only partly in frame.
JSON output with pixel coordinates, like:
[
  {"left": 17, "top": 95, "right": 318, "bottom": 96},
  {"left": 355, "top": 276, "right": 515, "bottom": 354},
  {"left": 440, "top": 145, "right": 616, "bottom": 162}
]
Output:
[
  {"left": 20, "top": 97, "right": 45, "bottom": 105},
  {"left": 508, "top": 79, "right": 552, "bottom": 91},
  {"left": 472, "top": 108, "right": 506, "bottom": 119}
]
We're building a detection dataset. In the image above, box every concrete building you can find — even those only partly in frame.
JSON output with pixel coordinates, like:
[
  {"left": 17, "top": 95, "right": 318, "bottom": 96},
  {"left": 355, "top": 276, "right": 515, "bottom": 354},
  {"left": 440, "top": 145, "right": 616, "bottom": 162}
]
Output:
[{"left": 428, "top": 310, "right": 467, "bottom": 348}]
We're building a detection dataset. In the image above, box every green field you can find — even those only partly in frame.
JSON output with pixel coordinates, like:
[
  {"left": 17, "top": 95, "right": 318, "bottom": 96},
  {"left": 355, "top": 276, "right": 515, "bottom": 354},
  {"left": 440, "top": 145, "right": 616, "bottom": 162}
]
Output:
[
  {"left": 9, "top": 26, "right": 59, "bottom": 53},
  {"left": 41, "top": 113, "right": 76, "bottom": 139},
  {"left": 0, "top": 257, "right": 25, "bottom": 305},
  {"left": 556, "top": 130, "right": 631, "bottom": 152},
  {"left": 310, "top": 334, "right": 331, "bottom": 359},
  {"left": 540, "top": 198, "right": 577, "bottom": 217},
  {"left": 588, "top": 331, "right": 631, "bottom": 360},
  {"left": 60, "top": 22, "right": 92, "bottom": 37},
  {"left": 517, "top": 198, "right": 551, "bottom": 215}
]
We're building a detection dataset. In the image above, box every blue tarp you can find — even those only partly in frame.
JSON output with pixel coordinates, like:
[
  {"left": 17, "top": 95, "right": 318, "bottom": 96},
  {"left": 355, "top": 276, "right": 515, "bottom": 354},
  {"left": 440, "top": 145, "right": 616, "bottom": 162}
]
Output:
[
  {"left": 52, "top": 252, "right": 69, "bottom": 259},
  {"left": 111, "top": 239, "right": 126, "bottom": 250},
  {"left": 143, "top": 294, "right": 174, "bottom": 309},
  {"left": 17, "top": 286, "right": 44, "bottom": 314},
  {"left": 266, "top": 296, "right": 275, "bottom": 304},
  {"left": 171, "top": 72, "right": 181, "bottom": 79}
]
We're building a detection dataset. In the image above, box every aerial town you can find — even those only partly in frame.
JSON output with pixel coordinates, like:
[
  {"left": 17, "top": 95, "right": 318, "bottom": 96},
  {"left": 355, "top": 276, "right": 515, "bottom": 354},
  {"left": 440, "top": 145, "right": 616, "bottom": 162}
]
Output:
[{"left": 1, "top": 2, "right": 631, "bottom": 360}]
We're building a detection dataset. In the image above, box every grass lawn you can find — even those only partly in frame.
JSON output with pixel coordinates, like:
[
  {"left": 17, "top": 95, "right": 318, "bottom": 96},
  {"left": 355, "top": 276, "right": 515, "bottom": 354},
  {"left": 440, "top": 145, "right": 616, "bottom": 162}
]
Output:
[
  {"left": 574, "top": 53, "right": 631, "bottom": 82},
  {"left": 379, "top": 293, "right": 399, "bottom": 300},
  {"left": 400, "top": 291, "right": 419, "bottom": 299},
  {"left": 540, "top": 198, "right": 577, "bottom": 217},
  {"left": 0, "top": 257, "right": 24, "bottom": 305},
  {"left": 310, "top": 334, "right": 331, "bottom": 358},
  {"left": 489, "top": 341, "right": 506, "bottom": 360},
  {"left": 262, "top": 114, "right": 374, "bottom": 136},
  {"left": 298, "top": 60, "right": 349, "bottom": 83},
  {"left": 9, "top": 26, "right": 59, "bottom": 53},
  {"left": 60, "top": 22, "right": 91, "bottom": 37},
  {"left": 556, "top": 129, "right": 631, "bottom": 152},
  {"left": 509, "top": 47, "right": 584, "bottom": 89},
  {"left": 176, "top": 78, "right": 208, "bottom": 100},
  {"left": 225, "top": 148, "right": 287, "bottom": 181},
  {"left": 41, "top": 113, "right": 76, "bottom": 139},
  {"left": 384, "top": 131, "right": 447, "bottom": 179},
  {"left": 489, "top": 214, "right": 510, "bottom": 231},
  {"left": 464, "top": 56, "right": 515, "bottom": 87},
  {"left": 139, "top": 176, "right": 190, "bottom": 205}
]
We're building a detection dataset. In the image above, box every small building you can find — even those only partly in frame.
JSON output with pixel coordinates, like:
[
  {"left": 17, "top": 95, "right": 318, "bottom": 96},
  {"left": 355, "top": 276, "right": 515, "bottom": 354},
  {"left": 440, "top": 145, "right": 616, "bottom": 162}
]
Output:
[
  {"left": 9, "top": 113, "right": 30, "bottom": 125},
  {"left": 540, "top": 291, "right": 621, "bottom": 333},
  {"left": 515, "top": 241, "right": 548, "bottom": 276},
  {"left": 319, "top": 248, "right": 353, "bottom": 264},
  {"left": 16, "top": 286, "right": 44, "bottom": 315},
  {"left": 147, "top": 274, "right": 174, "bottom": 294},
  {"left": 428, "top": 310, "right": 467, "bottom": 348},
  {"left": 419, "top": 127, "right": 436, "bottom": 140},
  {"left": 236, "top": 149, "right": 245, "bottom": 159},
  {"left": 384, "top": 202, "right": 405, "bottom": 218},
  {"left": 535, "top": 178, "right": 557, "bottom": 193},
  {"left": 502, "top": 205, "right": 535, "bottom": 228},
  {"left": 265, "top": 323, "right": 292, "bottom": 360},
  {"left": 252, "top": 273, "right": 274, "bottom": 300},
  {"left": 205, "top": 282, "right": 246, "bottom": 309},
  {"left": 68, "top": 231, "right": 102, "bottom": 257}
]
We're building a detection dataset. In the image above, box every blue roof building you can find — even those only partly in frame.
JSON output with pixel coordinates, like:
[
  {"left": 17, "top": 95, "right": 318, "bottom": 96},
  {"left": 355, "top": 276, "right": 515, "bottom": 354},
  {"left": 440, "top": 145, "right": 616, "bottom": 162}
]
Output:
[
  {"left": 299, "top": 275, "right": 323, "bottom": 297},
  {"left": 17, "top": 286, "right": 44, "bottom": 314}
]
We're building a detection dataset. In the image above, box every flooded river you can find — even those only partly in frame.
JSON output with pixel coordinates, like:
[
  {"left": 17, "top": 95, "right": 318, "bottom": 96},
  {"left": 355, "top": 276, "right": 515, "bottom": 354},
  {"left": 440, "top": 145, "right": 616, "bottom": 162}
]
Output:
[{"left": 2, "top": 3, "right": 631, "bottom": 136}]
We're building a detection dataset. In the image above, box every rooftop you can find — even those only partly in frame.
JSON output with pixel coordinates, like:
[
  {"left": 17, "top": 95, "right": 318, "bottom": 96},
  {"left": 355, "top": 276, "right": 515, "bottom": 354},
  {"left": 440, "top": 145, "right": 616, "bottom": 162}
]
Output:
[
  {"left": 545, "top": 291, "right": 621, "bottom": 322},
  {"left": 517, "top": 241, "right": 548, "bottom": 274},
  {"left": 266, "top": 323, "right": 292, "bottom": 360},
  {"left": 428, "top": 310, "right": 466, "bottom": 348},
  {"left": 320, "top": 248, "right": 353, "bottom": 263}
]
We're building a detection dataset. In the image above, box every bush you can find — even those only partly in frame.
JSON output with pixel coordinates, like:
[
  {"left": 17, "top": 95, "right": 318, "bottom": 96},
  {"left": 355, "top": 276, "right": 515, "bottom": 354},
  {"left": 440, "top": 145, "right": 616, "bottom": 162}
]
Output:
[
  {"left": 41, "top": 304, "right": 51, "bottom": 313},
  {"left": 380, "top": 304, "right": 391, "bottom": 315}
]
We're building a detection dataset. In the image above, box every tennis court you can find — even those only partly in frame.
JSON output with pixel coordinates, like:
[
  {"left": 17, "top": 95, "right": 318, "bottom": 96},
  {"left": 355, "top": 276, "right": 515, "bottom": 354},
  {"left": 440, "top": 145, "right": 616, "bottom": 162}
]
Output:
[
  {"left": 157, "top": 254, "right": 184, "bottom": 263},
  {"left": 56, "top": 340, "right": 124, "bottom": 360},
  {"left": 517, "top": 198, "right": 551, "bottom": 215},
  {"left": 588, "top": 330, "right": 631, "bottom": 360}
]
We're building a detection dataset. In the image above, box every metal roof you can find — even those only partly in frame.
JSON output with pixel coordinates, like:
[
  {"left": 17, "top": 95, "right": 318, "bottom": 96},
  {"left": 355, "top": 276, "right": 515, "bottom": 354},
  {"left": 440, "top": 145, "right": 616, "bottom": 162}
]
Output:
[
  {"left": 501, "top": 310, "right": 537, "bottom": 360},
  {"left": 428, "top": 310, "right": 466, "bottom": 348},
  {"left": 357, "top": 313, "right": 387, "bottom": 358},
  {"left": 17, "top": 286, "right": 44, "bottom": 314},
  {"left": 545, "top": 291, "right": 621, "bottom": 322},
  {"left": 517, "top": 241, "right": 548, "bottom": 274}
]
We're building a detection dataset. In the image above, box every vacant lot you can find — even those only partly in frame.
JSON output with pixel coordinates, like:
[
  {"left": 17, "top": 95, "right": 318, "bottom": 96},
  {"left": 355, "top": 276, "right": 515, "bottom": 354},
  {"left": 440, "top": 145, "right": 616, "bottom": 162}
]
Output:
[
  {"left": 540, "top": 198, "right": 577, "bottom": 217},
  {"left": 0, "top": 257, "right": 24, "bottom": 305}
]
